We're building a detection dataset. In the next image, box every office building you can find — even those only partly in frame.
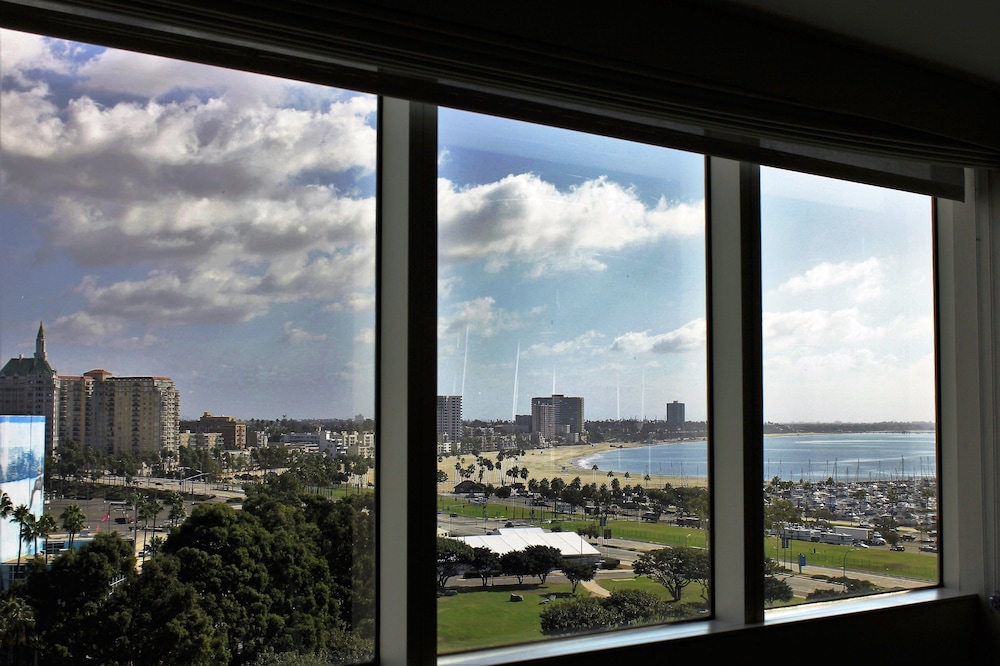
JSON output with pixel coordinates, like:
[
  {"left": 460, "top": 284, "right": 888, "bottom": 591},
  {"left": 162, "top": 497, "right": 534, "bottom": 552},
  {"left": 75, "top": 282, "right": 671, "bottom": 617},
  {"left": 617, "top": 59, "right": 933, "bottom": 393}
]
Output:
[
  {"left": 436, "top": 395, "right": 463, "bottom": 444},
  {"left": 666, "top": 400, "right": 686, "bottom": 430},
  {"left": 179, "top": 412, "right": 248, "bottom": 450},
  {"left": 531, "top": 394, "right": 584, "bottom": 441}
]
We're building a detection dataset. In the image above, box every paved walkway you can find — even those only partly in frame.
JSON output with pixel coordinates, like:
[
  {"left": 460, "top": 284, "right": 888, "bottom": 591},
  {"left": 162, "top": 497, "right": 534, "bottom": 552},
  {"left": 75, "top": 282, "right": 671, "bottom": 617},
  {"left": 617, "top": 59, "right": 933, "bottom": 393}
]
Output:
[{"left": 580, "top": 579, "right": 610, "bottom": 597}]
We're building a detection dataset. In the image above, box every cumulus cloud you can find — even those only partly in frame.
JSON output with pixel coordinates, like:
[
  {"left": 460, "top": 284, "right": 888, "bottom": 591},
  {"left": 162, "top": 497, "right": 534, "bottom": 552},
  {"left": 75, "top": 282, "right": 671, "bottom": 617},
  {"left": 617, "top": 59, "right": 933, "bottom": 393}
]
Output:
[
  {"left": 282, "top": 321, "right": 327, "bottom": 344},
  {"left": 524, "top": 330, "right": 605, "bottom": 357},
  {"left": 439, "top": 297, "right": 523, "bottom": 338},
  {"left": 1, "top": 30, "right": 378, "bottom": 343},
  {"left": 763, "top": 308, "right": 885, "bottom": 352},
  {"left": 774, "top": 258, "right": 884, "bottom": 303},
  {"left": 610, "top": 319, "right": 706, "bottom": 354},
  {"left": 438, "top": 173, "right": 703, "bottom": 277},
  {"left": 47, "top": 311, "right": 160, "bottom": 350}
]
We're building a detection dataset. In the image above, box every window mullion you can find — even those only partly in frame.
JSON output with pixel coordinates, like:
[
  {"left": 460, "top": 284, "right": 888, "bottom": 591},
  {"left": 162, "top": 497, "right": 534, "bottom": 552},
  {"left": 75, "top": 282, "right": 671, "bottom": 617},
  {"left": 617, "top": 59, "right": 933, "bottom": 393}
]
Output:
[
  {"left": 707, "top": 157, "right": 764, "bottom": 623},
  {"left": 378, "top": 97, "right": 438, "bottom": 666}
]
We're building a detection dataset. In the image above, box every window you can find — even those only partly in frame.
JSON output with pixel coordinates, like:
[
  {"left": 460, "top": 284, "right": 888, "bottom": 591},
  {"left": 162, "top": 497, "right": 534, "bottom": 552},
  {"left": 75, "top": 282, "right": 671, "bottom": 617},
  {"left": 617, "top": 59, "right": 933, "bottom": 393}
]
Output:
[
  {"left": 1, "top": 6, "right": 990, "bottom": 666},
  {"left": 760, "top": 168, "right": 938, "bottom": 608},
  {"left": 436, "top": 108, "right": 708, "bottom": 652},
  {"left": 0, "top": 28, "right": 377, "bottom": 664}
]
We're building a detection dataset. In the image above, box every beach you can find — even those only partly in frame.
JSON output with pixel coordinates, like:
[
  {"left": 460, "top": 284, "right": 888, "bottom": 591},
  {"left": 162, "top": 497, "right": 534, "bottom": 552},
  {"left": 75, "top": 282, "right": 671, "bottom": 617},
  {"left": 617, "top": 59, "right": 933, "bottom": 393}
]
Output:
[{"left": 437, "top": 441, "right": 705, "bottom": 491}]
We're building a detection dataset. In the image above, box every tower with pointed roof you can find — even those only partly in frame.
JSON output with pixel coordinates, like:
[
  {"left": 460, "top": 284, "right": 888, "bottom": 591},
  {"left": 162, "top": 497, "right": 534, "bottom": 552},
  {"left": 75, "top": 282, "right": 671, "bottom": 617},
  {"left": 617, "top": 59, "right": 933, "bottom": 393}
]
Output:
[{"left": 0, "top": 323, "right": 61, "bottom": 455}]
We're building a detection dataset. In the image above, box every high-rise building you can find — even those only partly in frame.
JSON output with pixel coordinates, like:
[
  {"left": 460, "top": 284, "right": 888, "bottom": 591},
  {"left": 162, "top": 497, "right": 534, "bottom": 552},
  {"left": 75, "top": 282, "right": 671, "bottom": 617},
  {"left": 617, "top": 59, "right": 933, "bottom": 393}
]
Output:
[
  {"left": 436, "top": 395, "right": 463, "bottom": 444},
  {"left": 530, "top": 394, "right": 584, "bottom": 441},
  {"left": 0, "top": 324, "right": 60, "bottom": 455},
  {"left": 59, "top": 369, "right": 180, "bottom": 456},
  {"left": 666, "top": 400, "right": 686, "bottom": 431},
  {"left": 179, "top": 411, "right": 248, "bottom": 450},
  {"left": 1, "top": 324, "right": 180, "bottom": 457}
]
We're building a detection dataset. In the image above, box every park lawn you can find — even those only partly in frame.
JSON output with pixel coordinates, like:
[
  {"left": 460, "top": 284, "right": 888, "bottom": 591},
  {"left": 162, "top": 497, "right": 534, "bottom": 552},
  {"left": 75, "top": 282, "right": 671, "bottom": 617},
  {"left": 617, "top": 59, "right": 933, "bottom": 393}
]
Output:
[
  {"left": 769, "top": 539, "right": 939, "bottom": 581},
  {"left": 600, "top": 574, "right": 709, "bottom": 605},
  {"left": 437, "top": 582, "right": 583, "bottom": 652}
]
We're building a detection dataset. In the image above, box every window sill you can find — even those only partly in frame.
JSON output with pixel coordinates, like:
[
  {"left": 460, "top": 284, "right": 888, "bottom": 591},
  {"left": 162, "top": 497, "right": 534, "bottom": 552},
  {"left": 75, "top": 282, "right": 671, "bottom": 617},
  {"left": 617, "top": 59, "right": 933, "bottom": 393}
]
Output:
[{"left": 437, "top": 587, "right": 982, "bottom": 666}]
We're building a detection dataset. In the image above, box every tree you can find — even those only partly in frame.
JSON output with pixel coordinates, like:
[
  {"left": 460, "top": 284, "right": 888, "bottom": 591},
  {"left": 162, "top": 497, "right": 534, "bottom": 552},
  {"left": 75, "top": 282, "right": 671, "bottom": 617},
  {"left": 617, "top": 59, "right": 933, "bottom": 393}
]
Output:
[
  {"left": 167, "top": 491, "right": 187, "bottom": 526},
  {"left": 470, "top": 547, "right": 501, "bottom": 587},
  {"left": 60, "top": 503, "right": 86, "bottom": 550},
  {"left": 34, "top": 513, "right": 58, "bottom": 562},
  {"left": 500, "top": 550, "right": 531, "bottom": 584},
  {"left": 22, "top": 532, "right": 137, "bottom": 663},
  {"left": 764, "top": 573, "right": 794, "bottom": 605},
  {"left": 0, "top": 594, "right": 36, "bottom": 665},
  {"left": 104, "top": 554, "right": 226, "bottom": 665},
  {"left": 10, "top": 504, "right": 35, "bottom": 586},
  {"left": 436, "top": 537, "right": 473, "bottom": 588},
  {"left": 560, "top": 559, "right": 597, "bottom": 593},
  {"left": 523, "top": 545, "right": 563, "bottom": 584},
  {"left": 0, "top": 492, "right": 12, "bottom": 553},
  {"left": 632, "top": 546, "right": 710, "bottom": 602}
]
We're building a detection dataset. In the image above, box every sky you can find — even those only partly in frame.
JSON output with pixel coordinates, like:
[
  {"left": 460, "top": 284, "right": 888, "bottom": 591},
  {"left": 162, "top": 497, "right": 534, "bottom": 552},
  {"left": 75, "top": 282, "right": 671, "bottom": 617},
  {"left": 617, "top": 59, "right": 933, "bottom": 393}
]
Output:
[{"left": 0, "top": 29, "right": 936, "bottom": 424}]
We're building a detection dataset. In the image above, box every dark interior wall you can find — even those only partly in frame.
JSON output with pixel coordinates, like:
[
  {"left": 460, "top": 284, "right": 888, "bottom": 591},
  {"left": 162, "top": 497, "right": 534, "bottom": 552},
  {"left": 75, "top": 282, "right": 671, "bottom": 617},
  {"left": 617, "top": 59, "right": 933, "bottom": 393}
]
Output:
[{"left": 3, "top": 0, "right": 1000, "bottom": 168}]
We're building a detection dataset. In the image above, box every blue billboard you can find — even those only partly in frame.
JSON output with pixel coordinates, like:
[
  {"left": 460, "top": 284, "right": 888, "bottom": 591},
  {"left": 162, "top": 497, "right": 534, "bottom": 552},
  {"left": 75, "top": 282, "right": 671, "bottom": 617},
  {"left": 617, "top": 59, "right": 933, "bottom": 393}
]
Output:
[{"left": 0, "top": 416, "right": 45, "bottom": 563}]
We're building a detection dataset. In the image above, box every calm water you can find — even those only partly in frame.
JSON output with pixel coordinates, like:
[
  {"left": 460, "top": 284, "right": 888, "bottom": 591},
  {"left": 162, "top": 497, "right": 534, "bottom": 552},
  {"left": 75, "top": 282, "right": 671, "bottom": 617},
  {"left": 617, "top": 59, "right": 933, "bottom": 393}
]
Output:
[{"left": 576, "top": 431, "right": 936, "bottom": 482}]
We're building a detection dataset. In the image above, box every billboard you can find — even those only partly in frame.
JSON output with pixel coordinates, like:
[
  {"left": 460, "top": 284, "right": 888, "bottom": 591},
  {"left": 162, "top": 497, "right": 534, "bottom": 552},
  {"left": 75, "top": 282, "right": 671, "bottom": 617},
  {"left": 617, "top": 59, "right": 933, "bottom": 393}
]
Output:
[{"left": 0, "top": 416, "right": 45, "bottom": 563}]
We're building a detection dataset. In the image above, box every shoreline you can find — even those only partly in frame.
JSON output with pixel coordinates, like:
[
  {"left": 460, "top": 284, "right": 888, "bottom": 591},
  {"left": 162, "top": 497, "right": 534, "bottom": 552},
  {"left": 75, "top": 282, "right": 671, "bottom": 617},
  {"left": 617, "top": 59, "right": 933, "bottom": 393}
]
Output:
[
  {"left": 436, "top": 431, "right": 937, "bottom": 492},
  {"left": 437, "top": 440, "right": 707, "bottom": 490}
]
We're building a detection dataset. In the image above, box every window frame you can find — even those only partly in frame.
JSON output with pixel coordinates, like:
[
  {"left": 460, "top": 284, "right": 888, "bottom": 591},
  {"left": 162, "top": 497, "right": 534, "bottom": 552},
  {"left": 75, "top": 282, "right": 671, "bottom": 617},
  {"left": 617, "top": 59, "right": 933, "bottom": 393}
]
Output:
[{"left": 3, "top": 8, "right": 994, "bottom": 665}]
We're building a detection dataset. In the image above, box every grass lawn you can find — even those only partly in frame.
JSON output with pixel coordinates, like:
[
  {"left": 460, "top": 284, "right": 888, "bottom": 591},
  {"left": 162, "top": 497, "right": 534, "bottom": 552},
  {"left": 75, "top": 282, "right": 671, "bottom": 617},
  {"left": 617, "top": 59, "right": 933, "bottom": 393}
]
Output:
[{"left": 437, "top": 582, "right": 583, "bottom": 653}]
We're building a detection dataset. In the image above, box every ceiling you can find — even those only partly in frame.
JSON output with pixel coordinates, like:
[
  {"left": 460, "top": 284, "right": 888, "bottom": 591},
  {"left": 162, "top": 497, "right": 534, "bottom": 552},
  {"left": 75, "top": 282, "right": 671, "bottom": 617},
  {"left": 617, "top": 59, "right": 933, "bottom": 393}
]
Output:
[{"left": 715, "top": 0, "right": 1000, "bottom": 89}]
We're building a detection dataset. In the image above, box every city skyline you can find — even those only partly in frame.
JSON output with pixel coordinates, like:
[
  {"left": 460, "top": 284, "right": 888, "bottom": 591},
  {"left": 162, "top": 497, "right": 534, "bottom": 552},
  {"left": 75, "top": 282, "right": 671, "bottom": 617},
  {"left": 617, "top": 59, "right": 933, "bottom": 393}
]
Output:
[
  {"left": 1, "top": 28, "right": 376, "bottom": 421},
  {"left": 2, "top": 29, "right": 935, "bottom": 424}
]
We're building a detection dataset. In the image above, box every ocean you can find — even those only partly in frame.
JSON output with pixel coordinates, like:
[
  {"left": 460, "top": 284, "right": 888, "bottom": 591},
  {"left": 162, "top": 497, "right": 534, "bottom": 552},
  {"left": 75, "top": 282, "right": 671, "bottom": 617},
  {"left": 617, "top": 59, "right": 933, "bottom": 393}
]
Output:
[{"left": 575, "top": 431, "right": 937, "bottom": 483}]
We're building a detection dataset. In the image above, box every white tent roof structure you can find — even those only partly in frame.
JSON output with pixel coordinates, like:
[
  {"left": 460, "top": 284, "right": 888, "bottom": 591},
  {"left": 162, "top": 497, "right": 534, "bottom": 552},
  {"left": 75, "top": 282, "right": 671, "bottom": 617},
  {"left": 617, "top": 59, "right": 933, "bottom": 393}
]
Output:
[{"left": 454, "top": 527, "right": 600, "bottom": 559}]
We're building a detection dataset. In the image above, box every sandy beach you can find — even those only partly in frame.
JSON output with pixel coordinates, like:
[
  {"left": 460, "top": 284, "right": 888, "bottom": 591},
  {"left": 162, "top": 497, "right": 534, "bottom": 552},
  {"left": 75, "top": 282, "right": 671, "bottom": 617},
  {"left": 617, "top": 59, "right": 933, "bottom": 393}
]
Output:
[{"left": 437, "top": 441, "right": 706, "bottom": 492}]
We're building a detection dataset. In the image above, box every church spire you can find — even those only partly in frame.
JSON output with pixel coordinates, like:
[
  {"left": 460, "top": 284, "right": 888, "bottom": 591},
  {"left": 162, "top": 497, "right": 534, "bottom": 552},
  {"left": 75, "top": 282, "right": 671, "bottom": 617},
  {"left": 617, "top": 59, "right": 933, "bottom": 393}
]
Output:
[{"left": 35, "top": 322, "right": 46, "bottom": 362}]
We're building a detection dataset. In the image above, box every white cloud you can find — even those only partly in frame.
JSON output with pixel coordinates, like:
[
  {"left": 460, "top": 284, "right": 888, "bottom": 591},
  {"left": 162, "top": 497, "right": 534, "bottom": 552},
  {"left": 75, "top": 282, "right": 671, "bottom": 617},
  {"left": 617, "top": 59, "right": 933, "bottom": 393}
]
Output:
[
  {"left": 282, "top": 321, "right": 327, "bottom": 344},
  {"left": 438, "top": 174, "right": 703, "bottom": 277},
  {"left": 1, "top": 32, "right": 378, "bottom": 346},
  {"left": 763, "top": 308, "right": 885, "bottom": 352},
  {"left": 774, "top": 258, "right": 884, "bottom": 303},
  {"left": 524, "top": 330, "right": 605, "bottom": 357},
  {"left": 48, "top": 311, "right": 160, "bottom": 350},
  {"left": 354, "top": 328, "right": 375, "bottom": 345},
  {"left": 439, "top": 297, "right": 523, "bottom": 338},
  {"left": 610, "top": 319, "right": 706, "bottom": 354}
]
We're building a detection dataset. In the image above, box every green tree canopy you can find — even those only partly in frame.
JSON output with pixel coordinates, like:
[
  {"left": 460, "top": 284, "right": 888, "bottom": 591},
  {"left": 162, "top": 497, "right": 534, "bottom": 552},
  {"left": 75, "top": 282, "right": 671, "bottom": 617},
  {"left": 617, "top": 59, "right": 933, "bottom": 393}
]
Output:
[{"left": 632, "top": 546, "right": 710, "bottom": 602}]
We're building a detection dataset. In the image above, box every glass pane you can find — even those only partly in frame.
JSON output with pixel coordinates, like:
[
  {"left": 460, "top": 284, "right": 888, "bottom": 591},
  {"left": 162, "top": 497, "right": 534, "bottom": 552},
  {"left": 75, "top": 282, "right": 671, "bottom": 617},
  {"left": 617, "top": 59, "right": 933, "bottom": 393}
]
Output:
[
  {"left": 0, "top": 29, "right": 376, "bottom": 664},
  {"left": 760, "top": 168, "right": 938, "bottom": 610},
  {"left": 437, "top": 108, "right": 708, "bottom": 652}
]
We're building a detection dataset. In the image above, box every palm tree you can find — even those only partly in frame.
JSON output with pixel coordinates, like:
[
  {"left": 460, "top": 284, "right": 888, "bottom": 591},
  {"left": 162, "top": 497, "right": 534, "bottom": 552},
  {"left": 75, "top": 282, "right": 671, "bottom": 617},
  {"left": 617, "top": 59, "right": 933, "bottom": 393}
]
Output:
[
  {"left": 0, "top": 594, "right": 35, "bottom": 665},
  {"left": 167, "top": 492, "right": 186, "bottom": 527},
  {"left": 60, "top": 503, "right": 86, "bottom": 550},
  {"left": 10, "top": 504, "right": 34, "bottom": 586},
  {"left": 0, "top": 492, "right": 12, "bottom": 564},
  {"left": 34, "top": 514, "right": 57, "bottom": 563}
]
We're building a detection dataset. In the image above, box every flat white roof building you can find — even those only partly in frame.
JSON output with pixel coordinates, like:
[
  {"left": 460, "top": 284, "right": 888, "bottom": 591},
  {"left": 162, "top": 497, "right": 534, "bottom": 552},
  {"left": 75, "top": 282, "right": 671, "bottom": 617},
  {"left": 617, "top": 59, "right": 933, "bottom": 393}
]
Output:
[{"left": 453, "top": 527, "right": 600, "bottom": 560}]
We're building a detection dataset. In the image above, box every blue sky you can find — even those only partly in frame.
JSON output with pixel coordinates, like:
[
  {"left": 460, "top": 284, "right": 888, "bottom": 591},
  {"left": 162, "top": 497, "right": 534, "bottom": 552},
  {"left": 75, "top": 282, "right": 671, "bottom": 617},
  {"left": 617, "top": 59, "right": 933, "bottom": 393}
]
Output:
[
  {"left": 1, "top": 29, "right": 376, "bottom": 420},
  {"left": 1, "top": 29, "right": 935, "bottom": 424}
]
